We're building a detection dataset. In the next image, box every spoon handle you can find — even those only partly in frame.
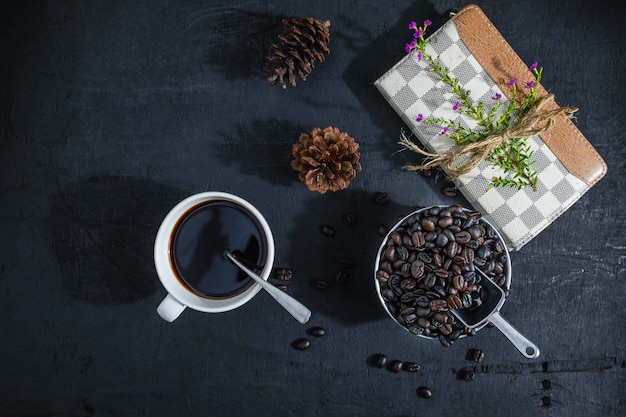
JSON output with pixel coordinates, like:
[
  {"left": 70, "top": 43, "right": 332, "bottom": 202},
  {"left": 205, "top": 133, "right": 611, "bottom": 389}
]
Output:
[
  {"left": 226, "top": 252, "right": 312, "bottom": 324},
  {"left": 490, "top": 312, "right": 540, "bottom": 359}
]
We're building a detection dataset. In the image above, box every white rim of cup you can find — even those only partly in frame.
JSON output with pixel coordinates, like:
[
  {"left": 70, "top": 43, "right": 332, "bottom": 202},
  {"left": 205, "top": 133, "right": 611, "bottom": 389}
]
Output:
[
  {"left": 373, "top": 205, "right": 511, "bottom": 339},
  {"left": 154, "top": 192, "right": 275, "bottom": 313}
]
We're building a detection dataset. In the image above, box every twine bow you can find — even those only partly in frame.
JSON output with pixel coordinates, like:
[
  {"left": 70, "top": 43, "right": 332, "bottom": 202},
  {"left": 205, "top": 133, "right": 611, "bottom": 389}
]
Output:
[{"left": 400, "top": 94, "right": 578, "bottom": 179}]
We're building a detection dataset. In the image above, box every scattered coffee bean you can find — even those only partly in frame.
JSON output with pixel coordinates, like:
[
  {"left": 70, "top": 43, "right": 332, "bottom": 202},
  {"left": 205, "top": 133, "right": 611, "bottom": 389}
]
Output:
[
  {"left": 274, "top": 268, "right": 293, "bottom": 281},
  {"left": 370, "top": 354, "right": 387, "bottom": 369},
  {"left": 539, "top": 396, "right": 551, "bottom": 407},
  {"left": 293, "top": 338, "right": 310, "bottom": 350},
  {"left": 443, "top": 187, "right": 457, "bottom": 197},
  {"left": 321, "top": 224, "right": 335, "bottom": 237},
  {"left": 374, "top": 191, "right": 390, "bottom": 205},
  {"left": 378, "top": 224, "right": 388, "bottom": 237},
  {"left": 471, "top": 349, "right": 485, "bottom": 363},
  {"left": 339, "top": 257, "right": 354, "bottom": 270},
  {"left": 335, "top": 271, "right": 349, "bottom": 285},
  {"left": 308, "top": 327, "right": 326, "bottom": 337},
  {"left": 312, "top": 279, "right": 329, "bottom": 291},
  {"left": 403, "top": 362, "right": 421, "bottom": 373},
  {"left": 416, "top": 386, "right": 432, "bottom": 399},
  {"left": 389, "top": 360, "right": 403, "bottom": 373},
  {"left": 344, "top": 211, "right": 357, "bottom": 224},
  {"left": 375, "top": 204, "right": 509, "bottom": 345},
  {"left": 462, "top": 370, "right": 475, "bottom": 382}
]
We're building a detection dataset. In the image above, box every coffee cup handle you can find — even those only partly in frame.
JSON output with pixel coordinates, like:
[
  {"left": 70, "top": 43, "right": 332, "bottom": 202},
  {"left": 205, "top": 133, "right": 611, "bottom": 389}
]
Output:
[{"left": 157, "top": 294, "right": 186, "bottom": 322}]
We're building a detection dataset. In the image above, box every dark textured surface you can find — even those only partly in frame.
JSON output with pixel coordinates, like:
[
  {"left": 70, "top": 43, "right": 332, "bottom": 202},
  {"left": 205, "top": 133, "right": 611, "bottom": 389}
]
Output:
[{"left": 1, "top": 1, "right": 624, "bottom": 416}]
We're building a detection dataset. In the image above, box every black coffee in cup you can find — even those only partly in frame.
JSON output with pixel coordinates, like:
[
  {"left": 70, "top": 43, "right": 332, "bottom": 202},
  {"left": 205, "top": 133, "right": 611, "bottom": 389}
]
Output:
[{"left": 169, "top": 199, "right": 267, "bottom": 299}]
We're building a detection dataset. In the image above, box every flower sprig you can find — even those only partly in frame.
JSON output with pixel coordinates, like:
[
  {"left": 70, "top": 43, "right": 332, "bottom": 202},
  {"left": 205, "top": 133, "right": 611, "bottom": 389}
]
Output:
[{"left": 404, "top": 20, "right": 547, "bottom": 190}]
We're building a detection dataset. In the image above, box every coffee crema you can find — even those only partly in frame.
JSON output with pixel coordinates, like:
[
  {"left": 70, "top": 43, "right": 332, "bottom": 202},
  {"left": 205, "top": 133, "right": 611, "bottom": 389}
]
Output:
[{"left": 169, "top": 199, "right": 267, "bottom": 299}]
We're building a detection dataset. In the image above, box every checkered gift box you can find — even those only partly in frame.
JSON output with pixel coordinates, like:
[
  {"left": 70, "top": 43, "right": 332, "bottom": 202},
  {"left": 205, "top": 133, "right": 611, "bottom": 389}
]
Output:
[{"left": 375, "top": 4, "right": 606, "bottom": 250}]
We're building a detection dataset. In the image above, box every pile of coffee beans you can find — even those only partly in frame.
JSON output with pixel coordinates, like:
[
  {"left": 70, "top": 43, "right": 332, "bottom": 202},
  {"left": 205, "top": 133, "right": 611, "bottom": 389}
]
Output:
[{"left": 375, "top": 204, "right": 509, "bottom": 346}]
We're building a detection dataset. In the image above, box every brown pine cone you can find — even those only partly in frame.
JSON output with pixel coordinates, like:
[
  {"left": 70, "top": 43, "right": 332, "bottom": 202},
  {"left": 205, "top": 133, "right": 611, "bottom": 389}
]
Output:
[
  {"left": 291, "top": 126, "right": 362, "bottom": 194},
  {"left": 265, "top": 17, "right": 331, "bottom": 89}
]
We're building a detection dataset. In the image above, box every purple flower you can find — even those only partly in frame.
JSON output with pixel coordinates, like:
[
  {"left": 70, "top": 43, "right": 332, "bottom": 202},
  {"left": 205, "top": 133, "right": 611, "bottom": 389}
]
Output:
[
  {"left": 452, "top": 101, "right": 460, "bottom": 111},
  {"left": 424, "top": 19, "right": 432, "bottom": 26},
  {"left": 415, "top": 114, "right": 424, "bottom": 123},
  {"left": 439, "top": 127, "right": 449, "bottom": 136},
  {"left": 409, "top": 21, "right": 418, "bottom": 30},
  {"left": 529, "top": 61, "right": 538, "bottom": 71},
  {"left": 405, "top": 39, "right": 417, "bottom": 53},
  {"left": 525, "top": 80, "right": 536, "bottom": 88},
  {"left": 414, "top": 28, "right": 423, "bottom": 38},
  {"left": 491, "top": 93, "right": 502, "bottom": 100},
  {"left": 506, "top": 78, "right": 518, "bottom": 87},
  {"left": 417, "top": 51, "right": 422, "bottom": 61}
]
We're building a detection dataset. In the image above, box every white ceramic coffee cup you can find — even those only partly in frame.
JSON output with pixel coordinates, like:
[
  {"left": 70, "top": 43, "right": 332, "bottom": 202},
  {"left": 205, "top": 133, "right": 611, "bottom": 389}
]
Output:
[{"left": 154, "top": 192, "right": 275, "bottom": 322}]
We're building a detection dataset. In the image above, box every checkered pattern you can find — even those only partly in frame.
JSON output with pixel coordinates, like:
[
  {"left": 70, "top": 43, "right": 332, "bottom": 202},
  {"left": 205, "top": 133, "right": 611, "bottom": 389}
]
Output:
[{"left": 375, "top": 19, "right": 589, "bottom": 250}]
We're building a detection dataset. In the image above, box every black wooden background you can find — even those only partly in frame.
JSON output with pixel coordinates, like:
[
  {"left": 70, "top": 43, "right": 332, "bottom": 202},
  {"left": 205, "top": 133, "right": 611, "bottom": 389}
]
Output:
[{"left": 1, "top": 1, "right": 624, "bottom": 416}]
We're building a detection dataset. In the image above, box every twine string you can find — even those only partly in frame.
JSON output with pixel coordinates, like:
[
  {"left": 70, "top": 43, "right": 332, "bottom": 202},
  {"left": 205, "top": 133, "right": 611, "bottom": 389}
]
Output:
[{"left": 400, "top": 95, "right": 578, "bottom": 179}]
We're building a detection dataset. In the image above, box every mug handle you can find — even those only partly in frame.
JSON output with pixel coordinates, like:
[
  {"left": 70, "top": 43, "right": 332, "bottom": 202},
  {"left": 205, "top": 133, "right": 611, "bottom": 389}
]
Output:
[{"left": 157, "top": 294, "right": 186, "bottom": 322}]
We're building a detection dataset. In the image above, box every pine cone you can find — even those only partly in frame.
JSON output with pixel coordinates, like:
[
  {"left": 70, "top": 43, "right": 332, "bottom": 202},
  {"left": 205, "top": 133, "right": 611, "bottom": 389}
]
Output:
[
  {"left": 291, "top": 126, "right": 362, "bottom": 194},
  {"left": 265, "top": 17, "right": 331, "bottom": 89}
]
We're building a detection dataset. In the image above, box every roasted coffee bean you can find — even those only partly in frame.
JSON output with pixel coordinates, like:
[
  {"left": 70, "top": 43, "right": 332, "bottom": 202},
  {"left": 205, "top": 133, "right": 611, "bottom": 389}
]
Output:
[
  {"left": 274, "top": 284, "right": 287, "bottom": 292},
  {"left": 452, "top": 275, "right": 465, "bottom": 291},
  {"left": 455, "top": 230, "right": 471, "bottom": 244},
  {"left": 371, "top": 353, "right": 387, "bottom": 368},
  {"left": 309, "top": 327, "right": 326, "bottom": 337},
  {"left": 321, "top": 224, "right": 335, "bottom": 237},
  {"left": 462, "top": 370, "right": 476, "bottom": 382},
  {"left": 293, "top": 338, "right": 310, "bottom": 350},
  {"left": 433, "top": 312, "right": 448, "bottom": 323},
  {"left": 383, "top": 245, "right": 396, "bottom": 261},
  {"left": 400, "top": 278, "right": 417, "bottom": 291},
  {"left": 417, "top": 317, "right": 430, "bottom": 329},
  {"left": 438, "top": 334, "right": 452, "bottom": 347},
  {"left": 344, "top": 211, "right": 357, "bottom": 224},
  {"left": 471, "top": 349, "right": 485, "bottom": 363},
  {"left": 412, "top": 231, "right": 425, "bottom": 247},
  {"left": 435, "top": 233, "right": 449, "bottom": 247},
  {"left": 335, "top": 271, "right": 349, "bottom": 286},
  {"left": 389, "top": 360, "right": 403, "bottom": 373},
  {"left": 313, "top": 279, "right": 329, "bottom": 291},
  {"left": 439, "top": 323, "right": 453, "bottom": 335},
  {"left": 404, "top": 362, "right": 421, "bottom": 373},
  {"left": 448, "top": 328, "right": 463, "bottom": 341},
  {"left": 540, "top": 379, "right": 551, "bottom": 390},
  {"left": 410, "top": 260, "right": 425, "bottom": 279},
  {"left": 376, "top": 270, "right": 390, "bottom": 283},
  {"left": 378, "top": 224, "right": 388, "bottom": 237},
  {"left": 438, "top": 216, "right": 454, "bottom": 228},
  {"left": 423, "top": 273, "right": 436, "bottom": 289},
  {"left": 443, "top": 186, "right": 457, "bottom": 197},
  {"left": 381, "top": 288, "right": 395, "bottom": 302},
  {"left": 397, "top": 245, "right": 409, "bottom": 261},
  {"left": 374, "top": 191, "right": 389, "bottom": 205},
  {"left": 446, "top": 241, "right": 459, "bottom": 257},
  {"left": 429, "top": 299, "right": 447, "bottom": 310},
  {"left": 421, "top": 217, "right": 437, "bottom": 232},
  {"left": 539, "top": 396, "right": 552, "bottom": 407},
  {"left": 274, "top": 268, "right": 293, "bottom": 281},
  {"left": 339, "top": 257, "right": 354, "bottom": 270},
  {"left": 416, "top": 386, "right": 432, "bottom": 399}
]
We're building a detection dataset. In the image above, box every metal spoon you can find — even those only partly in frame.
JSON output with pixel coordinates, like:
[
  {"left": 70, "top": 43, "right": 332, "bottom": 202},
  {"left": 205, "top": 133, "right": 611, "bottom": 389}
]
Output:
[
  {"left": 225, "top": 251, "right": 311, "bottom": 324},
  {"left": 451, "top": 268, "right": 540, "bottom": 359}
]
